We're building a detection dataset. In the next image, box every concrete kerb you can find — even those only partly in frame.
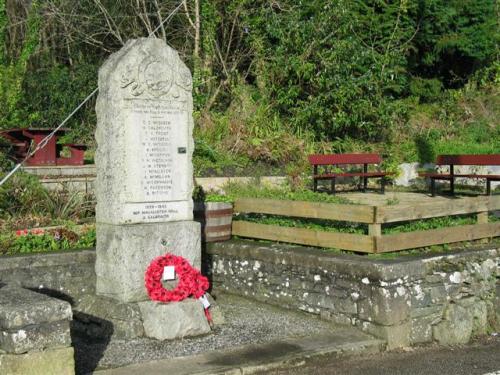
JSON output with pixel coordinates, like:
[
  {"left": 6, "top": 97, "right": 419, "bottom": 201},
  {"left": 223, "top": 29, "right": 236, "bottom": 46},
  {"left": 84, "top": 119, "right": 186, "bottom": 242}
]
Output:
[{"left": 94, "top": 329, "right": 385, "bottom": 375}]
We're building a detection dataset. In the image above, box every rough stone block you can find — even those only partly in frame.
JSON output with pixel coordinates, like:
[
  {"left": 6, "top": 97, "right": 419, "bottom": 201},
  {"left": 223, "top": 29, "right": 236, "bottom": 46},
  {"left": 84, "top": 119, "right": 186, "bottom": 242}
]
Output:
[
  {"left": 360, "top": 321, "right": 411, "bottom": 350},
  {"left": 206, "top": 293, "right": 225, "bottom": 326},
  {"left": 410, "top": 313, "right": 441, "bottom": 344},
  {"left": 138, "top": 299, "right": 211, "bottom": 340},
  {"left": 320, "top": 310, "right": 353, "bottom": 326},
  {"left": 0, "top": 285, "right": 72, "bottom": 330},
  {"left": 73, "top": 295, "right": 144, "bottom": 339},
  {"left": 358, "top": 286, "right": 410, "bottom": 326},
  {"left": 410, "top": 288, "right": 432, "bottom": 309},
  {"left": 96, "top": 221, "right": 201, "bottom": 302},
  {"left": 495, "top": 285, "right": 500, "bottom": 331},
  {"left": 0, "top": 320, "right": 70, "bottom": 354},
  {"left": 321, "top": 295, "right": 357, "bottom": 315},
  {"left": 0, "top": 251, "right": 96, "bottom": 305},
  {"left": 466, "top": 299, "right": 488, "bottom": 336},
  {"left": 429, "top": 285, "right": 448, "bottom": 304},
  {"left": 410, "top": 305, "right": 443, "bottom": 319},
  {"left": 0, "top": 347, "right": 74, "bottom": 375},
  {"left": 433, "top": 303, "right": 473, "bottom": 345}
]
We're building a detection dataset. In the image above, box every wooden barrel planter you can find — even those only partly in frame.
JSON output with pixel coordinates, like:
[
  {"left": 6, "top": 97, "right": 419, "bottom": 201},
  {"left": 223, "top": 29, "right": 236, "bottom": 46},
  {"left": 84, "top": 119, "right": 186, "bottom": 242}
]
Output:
[{"left": 194, "top": 202, "right": 233, "bottom": 242}]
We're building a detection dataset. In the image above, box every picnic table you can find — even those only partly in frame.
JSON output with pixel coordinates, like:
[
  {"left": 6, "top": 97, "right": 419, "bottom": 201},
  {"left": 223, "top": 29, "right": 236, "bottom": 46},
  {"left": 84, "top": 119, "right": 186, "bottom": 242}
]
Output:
[{"left": 0, "top": 128, "right": 86, "bottom": 166}]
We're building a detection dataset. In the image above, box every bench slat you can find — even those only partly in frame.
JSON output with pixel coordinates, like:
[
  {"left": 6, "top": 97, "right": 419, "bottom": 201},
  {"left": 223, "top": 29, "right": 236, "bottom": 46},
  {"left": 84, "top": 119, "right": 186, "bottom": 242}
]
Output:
[
  {"left": 308, "top": 153, "right": 382, "bottom": 165},
  {"left": 314, "top": 172, "right": 388, "bottom": 178},
  {"left": 437, "top": 154, "right": 500, "bottom": 166},
  {"left": 420, "top": 173, "right": 500, "bottom": 179}
]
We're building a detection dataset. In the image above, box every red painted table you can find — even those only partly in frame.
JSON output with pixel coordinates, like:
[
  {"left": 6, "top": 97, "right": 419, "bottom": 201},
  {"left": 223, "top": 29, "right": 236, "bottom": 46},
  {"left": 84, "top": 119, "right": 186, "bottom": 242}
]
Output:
[{"left": 0, "top": 128, "right": 87, "bottom": 166}]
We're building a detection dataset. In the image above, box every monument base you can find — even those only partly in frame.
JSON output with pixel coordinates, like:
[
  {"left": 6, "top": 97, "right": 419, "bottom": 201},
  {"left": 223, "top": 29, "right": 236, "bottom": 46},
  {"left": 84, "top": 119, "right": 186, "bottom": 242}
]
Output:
[
  {"left": 74, "top": 295, "right": 218, "bottom": 341},
  {"left": 73, "top": 295, "right": 144, "bottom": 339},
  {"left": 95, "top": 221, "right": 201, "bottom": 303},
  {"left": 139, "top": 299, "right": 211, "bottom": 340}
]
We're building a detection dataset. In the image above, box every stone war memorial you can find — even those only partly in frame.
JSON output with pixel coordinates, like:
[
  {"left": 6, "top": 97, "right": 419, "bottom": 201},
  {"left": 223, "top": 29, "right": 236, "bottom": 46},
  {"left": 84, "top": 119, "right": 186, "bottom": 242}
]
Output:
[{"left": 94, "top": 37, "right": 210, "bottom": 339}]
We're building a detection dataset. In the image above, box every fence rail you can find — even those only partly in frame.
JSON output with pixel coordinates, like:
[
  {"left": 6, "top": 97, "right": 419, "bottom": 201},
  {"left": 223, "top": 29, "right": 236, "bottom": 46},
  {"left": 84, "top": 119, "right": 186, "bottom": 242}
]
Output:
[{"left": 232, "top": 196, "right": 500, "bottom": 253}]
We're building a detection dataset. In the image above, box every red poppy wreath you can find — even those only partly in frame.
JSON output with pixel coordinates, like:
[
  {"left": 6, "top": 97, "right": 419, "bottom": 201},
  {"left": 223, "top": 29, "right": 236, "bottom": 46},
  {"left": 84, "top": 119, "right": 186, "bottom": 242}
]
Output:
[{"left": 144, "top": 253, "right": 209, "bottom": 303}]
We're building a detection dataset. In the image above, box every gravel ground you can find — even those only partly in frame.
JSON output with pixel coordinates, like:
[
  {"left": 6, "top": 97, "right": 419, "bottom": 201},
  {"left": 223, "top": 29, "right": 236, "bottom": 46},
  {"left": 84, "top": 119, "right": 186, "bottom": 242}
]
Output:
[{"left": 74, "top": 293, "right": 338, "bottom": 374}]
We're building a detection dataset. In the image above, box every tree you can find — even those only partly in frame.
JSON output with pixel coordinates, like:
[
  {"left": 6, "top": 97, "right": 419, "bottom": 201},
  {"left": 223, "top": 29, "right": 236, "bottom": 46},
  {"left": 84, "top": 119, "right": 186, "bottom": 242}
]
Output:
[{"left": 408, "top": 0, "right": 499, "bottom": 88}]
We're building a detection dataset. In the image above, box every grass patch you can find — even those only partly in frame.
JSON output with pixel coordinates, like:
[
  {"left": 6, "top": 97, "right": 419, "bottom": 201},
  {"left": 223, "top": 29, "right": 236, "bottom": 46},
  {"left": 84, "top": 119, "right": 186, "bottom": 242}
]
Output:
[
  {"left": 236, "top": 214, "right": 365, "bottom": 234},
  {"left": 223, "top": 182, "right": 351, "bottom": 204},
  {"left": 383, "top": 214, "right": 480, "bottom": 234}
]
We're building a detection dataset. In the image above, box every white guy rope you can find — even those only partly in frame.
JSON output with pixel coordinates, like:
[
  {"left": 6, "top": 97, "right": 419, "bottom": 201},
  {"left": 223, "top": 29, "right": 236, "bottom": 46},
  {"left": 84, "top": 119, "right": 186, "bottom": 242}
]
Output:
[{"left": 0, "top": 1, "right": 184, "bottom": 187}]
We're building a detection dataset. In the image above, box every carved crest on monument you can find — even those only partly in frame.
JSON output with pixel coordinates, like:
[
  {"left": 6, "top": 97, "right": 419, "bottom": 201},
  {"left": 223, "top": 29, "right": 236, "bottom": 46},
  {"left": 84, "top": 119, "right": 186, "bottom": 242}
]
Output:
[{"left": 119, "top": 46, "right": 192, "bottom": 99}]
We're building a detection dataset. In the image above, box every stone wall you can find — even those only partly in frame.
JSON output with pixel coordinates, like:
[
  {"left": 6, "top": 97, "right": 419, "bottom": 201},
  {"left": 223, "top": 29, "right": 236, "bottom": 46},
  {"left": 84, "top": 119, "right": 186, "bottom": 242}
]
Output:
[
  {"left": 0, "top": 244, "right": 497, "bottom": 350},
  {"left": 0, "top": 285, "right": 75, "bottom": 375},
  {"left": 22, "top": 165, "right": 286, "bottom": 193},
  {"left": 0, "top": 250, "right": 95, "bottom": 306},
  {"left": 23, "top": 164, "right": 500, "bottom": 192},
  {"left": 395, "top": 162, "right": 500, "bottom": 189},
  {"left": 0, "top": 250, "right": 212, "bottom": 341},
  {"left": 205, "top": 240, "right": 500, "bottom": 349}
]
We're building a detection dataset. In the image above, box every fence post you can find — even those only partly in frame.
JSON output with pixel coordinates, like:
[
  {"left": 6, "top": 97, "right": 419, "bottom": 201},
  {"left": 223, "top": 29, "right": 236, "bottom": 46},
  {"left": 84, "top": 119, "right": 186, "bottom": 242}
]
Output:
[
  {"left": 477, "top": 211, "right": 489, "bottom": 244},
  {"left": 369, "top": 223, "right": 381, "bottom": 253},
  {"left": 477, "top": 211, "right": 488, "bottom": 224},
  {"left": 369, "top": 223, "right": 382, "bottom": 237}
]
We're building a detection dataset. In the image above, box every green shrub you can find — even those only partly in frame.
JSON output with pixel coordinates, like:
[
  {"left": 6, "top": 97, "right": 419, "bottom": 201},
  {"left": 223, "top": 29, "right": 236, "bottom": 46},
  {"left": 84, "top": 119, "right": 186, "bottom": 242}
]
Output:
[
  {"left": 247, "top": 0, "right": 413, "bottom": 141},
  {"left": 414, "top": 134, "right": 437, "bottom": 164},
  {"left": 37, "top": 187, "right": 95, "bottom": 222},
  {"left": 0, "top": 172, "right": 47, "bottom": 218},
  {"left": 0, "top": 172, "right": 95, "bottom": 225},
  {"left": 409, "top": 78, "right": 443, "bottom": 103}
]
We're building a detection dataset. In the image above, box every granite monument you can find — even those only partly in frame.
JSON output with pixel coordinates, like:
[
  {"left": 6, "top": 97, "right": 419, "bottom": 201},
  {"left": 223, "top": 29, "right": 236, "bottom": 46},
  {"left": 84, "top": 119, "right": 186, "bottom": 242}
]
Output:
[{"left": 94, "top": 37, "right": 209, "bottom": 338}]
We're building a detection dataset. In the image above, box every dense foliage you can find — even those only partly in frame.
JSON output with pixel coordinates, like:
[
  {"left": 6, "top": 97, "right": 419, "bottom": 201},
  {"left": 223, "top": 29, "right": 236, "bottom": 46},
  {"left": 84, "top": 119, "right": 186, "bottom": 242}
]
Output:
[{"left": 0, "top": 0, "right": 498, "bottom": 174}]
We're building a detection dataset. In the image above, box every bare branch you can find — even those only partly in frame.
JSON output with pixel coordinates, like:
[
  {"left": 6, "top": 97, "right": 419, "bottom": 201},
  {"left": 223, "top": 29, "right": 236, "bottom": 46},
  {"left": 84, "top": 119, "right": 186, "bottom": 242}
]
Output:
[
  {"left": 93, "top": 0, "right": 124, "bottom": 45},
  {"left": 183, "top": 0, "right": 196, "bottom": 30},
  {"left": 152, "top": 0, "right": 166, "bottom": 40}
]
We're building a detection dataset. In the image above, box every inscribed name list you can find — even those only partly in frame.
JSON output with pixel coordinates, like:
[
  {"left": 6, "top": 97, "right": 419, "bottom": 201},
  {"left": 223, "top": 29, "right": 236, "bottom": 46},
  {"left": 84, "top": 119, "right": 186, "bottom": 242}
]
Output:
[{"left": 122, "top": 99, "right": 190, "bottom": 222}]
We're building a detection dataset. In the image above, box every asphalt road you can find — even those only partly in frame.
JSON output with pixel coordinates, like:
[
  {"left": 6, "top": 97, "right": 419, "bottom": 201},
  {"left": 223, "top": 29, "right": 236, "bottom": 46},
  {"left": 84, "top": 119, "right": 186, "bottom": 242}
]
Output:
[{"left": 259, "top": 335, "right": 500, "bottom": 375}]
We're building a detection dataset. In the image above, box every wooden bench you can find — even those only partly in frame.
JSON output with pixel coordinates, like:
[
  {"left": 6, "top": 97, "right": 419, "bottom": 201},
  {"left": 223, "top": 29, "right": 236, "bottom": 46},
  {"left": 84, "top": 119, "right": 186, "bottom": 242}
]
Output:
[
  {"left": 308, "top": 153, "right": 389, "bottom": 194},
  {"left": 419, "top": 154, "right": 500, "bottom": 196}
]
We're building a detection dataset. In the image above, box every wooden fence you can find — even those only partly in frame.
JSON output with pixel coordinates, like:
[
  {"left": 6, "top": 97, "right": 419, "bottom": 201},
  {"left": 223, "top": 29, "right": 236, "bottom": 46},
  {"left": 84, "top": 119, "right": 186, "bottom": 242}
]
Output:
[{"left": 231, "top": 196, "right": 500, "bottom": 253}]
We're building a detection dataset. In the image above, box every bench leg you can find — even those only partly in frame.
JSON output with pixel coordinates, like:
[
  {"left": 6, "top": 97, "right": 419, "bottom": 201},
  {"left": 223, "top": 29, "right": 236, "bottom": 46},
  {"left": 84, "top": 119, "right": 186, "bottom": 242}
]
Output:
[
  {"left": 331, "top": 177, "right": 336, "bottom": 195},
  {"left": 450, "top": 178, "right": 455, "bottom": 195},
  {"left": 380, "top": 177, "right": 385, "bottom": 194},
  {"left": 363, "top": 177, "right": 368, "bottom": 193},
  {"left": 313, "top": 178, "right": 318, "bottom": 192},
  {"left": 431, "top": 178, "right": 436, "bottom": 197},
  {"left": 486, "top": 180, "right": 491, "bottom": 195}
]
